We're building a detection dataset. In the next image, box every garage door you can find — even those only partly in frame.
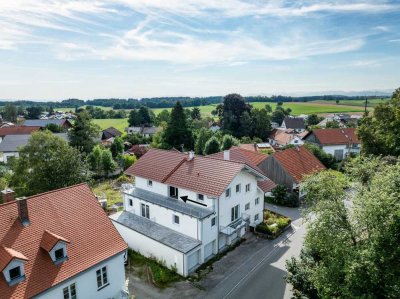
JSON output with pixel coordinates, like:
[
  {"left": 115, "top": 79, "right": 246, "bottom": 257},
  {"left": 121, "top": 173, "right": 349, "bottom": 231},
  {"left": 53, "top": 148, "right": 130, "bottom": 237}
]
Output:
[
  {"left": 187, "top": 250, "right": 199, "bottom": 270},
  {"left": 204, "top": 241, "right": 214, "bottom": 259}
]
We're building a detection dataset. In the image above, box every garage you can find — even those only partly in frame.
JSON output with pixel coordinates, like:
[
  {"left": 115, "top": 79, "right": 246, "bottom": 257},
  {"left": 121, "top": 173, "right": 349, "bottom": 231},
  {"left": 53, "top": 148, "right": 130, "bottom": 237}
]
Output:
[
  {"left": 187, "top": 250, "right": 200, "bottom": 270},
  {"left": 204, "top": 240, "right": 215, "bottom": 260}
]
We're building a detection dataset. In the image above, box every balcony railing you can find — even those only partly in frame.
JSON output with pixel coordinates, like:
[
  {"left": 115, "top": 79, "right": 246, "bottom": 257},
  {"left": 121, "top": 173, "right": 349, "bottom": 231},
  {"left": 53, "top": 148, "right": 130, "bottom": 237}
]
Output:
[{"left": 220, "top": 215, "right": 248, "bottom": 235}]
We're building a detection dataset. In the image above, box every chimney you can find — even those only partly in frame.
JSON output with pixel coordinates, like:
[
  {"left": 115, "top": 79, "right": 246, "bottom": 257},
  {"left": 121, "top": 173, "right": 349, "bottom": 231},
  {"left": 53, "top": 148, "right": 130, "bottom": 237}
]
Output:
[
  {"left": 188, "top": 151, "right": 194, "bottom": 161},
  {"left": 253, "top": 142, "right": 257, "bottom": 151},
  {"left": 1, "top": 189, "right": 15, "bottom": 203},
  {"left": 224, "top": 150, "right": 230, "bottom": 160},
  {"left": 16, "top": 197, "right": 30, "bottom": 226}
]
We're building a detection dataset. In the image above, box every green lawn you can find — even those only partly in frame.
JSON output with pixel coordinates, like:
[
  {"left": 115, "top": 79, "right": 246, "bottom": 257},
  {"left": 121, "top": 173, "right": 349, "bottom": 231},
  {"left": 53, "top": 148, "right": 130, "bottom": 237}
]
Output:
[{"left": 92, "top": 118, "right": 129, "bottom": 131}]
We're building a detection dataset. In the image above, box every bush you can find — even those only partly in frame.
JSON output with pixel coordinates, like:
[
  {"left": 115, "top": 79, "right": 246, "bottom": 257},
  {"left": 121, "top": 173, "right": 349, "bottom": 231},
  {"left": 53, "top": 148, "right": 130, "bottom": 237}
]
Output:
[{"left": 270, "top": 185, "right": 300, "bottom": 207}]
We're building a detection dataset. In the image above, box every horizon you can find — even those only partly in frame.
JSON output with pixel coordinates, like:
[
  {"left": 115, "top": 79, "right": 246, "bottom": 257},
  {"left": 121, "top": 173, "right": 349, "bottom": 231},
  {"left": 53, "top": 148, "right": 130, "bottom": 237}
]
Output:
[{"left": 1, "top": 1, "right": 399, "bottom": 100}]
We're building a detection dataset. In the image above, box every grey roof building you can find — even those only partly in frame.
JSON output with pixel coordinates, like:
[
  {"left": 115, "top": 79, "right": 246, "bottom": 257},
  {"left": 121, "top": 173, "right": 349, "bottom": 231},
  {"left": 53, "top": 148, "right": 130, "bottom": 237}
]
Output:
[
  {"left": 23, "top": 119, "right": 73, "bottom": 128},
  {"left": 0, "top": 133, "right": 68, "bottom": 152},
  {"left": 281, "top": 117, "right": 306, "bottom": 131}
]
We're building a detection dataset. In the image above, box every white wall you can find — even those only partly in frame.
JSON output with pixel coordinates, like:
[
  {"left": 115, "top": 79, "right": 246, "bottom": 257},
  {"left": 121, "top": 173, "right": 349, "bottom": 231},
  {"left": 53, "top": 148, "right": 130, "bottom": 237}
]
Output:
[
  {"left": 36, "top": 253, "right": 126, "bottom": 299},
  {"left": 112, "top": 221, "right": 187, "bottom": 276},
  {"left": 2, "top": 259, "right": 25, "bottom": 283},
  {"left": 2, "top": 152, "right": 18, "bottom": 163}
]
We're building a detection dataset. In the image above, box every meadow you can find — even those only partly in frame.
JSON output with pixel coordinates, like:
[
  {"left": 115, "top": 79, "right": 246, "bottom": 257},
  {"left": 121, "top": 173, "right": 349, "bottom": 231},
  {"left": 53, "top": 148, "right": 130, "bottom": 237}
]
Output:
[{"left": 92, "top": 118, "right": 129, "bottom": 131}]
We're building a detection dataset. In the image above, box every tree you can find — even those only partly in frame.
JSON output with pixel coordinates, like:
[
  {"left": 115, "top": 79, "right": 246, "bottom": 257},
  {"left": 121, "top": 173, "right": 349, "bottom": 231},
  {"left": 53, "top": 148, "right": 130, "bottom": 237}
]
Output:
[
  {"left": 325, "top": 120, "right": 340, "bottom": 128},
  {"left": 101, "top": 149, "right": 115, "bottom": 176},
  {"left": 221, "top": 134, "right": 239, "bottom": 150},
  {"left": 286, "top": 161, "right": 400, "bottom": 298},
  {"left": 307, "top": 114, "right": 323, "bottom": 126},
  {"left": 128, "top": 109, "right": 140, "bottom": 127},
  {"left": 26, "top": 106, "right": 43, "bottom": 119},
  {"left": 272, "top": 109, "right": 286, "bottom": 125},
  {"left": 87, "top": 145, "right": 102, "bottom": 174},
  {"left": 121, "top": 154, "right": 137, "bottom": 170},
  {"left": 45, "top": 123, "right": 63, "bottom": 133},
  {"left": 358, "top": 88, "right": 400, "bottom": 156},
  {"left": 204, "top": 136, "right": 221, "bottom": 155},
  {"left": 10, "top": 131, "right": 90, "bottom": 196},
  {"left": 138, "top": 106, "right": 154, "bottom": 126},
  {"left": 110, "top": 137, "right": 124, "bottom": 158},
  {"left": 265, "top": 104, "right": 272, "bottom": 113},
  {"left": 194, "top": 127, "right": 213, "bottom": 155},
  {"left": 304, "top": 143, "right": 336, "bottom": 168},
  {"left": 336, "top": 99, "right": 340, "bottom": 104},
  {"left": 221, "top": 94, "right": 251, "bottom": 137},
  {"left": 2, "top": 104, "right": 17, "bottom": 122},
  {"left": 155, "top": 109, "right": 170, "bottom": 126},
  {"left": 238, "top": 111, "right": 253, "bottom": 138},
  {"left": 68, "top": 110, "right": 100, "bottom": 154},
  {"left": 190, "top": 107, "right": 201, "bottom": 120},
  {"left": 251, "top": 108, "right": 272, "bottom": 141},
  {"left": 163, "top": 102, "right": 194, "bottom": 150}
]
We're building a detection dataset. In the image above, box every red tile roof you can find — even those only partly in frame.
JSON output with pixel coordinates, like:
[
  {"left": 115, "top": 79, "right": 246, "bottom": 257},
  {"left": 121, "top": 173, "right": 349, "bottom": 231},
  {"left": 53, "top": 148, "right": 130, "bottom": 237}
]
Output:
[
  {"left": 272, "top": 146, "right": 326, "bottom": 183},
  {"left": 0, "top": 184, "right": 127, "bottom": 299},
  {"left": 208, "top": 147, "right": 268, "bottom": 167},
  {"left": 40, "top": 230, "right": 70, "bottom": 252},
  {"left": 311, "top": 128, "right": 360, "bottom": 145},
  {"left": 0, "top": 246, "right": 29, "bottom": 272},
  {"left": 269, "top": 129, "right": 300, "bottom": 146},
  {"left": 0, "top": 126, "right": 41, "bottom": 136},
  {"left": 257, "top": 179, "right": 277, "bottom": 193},
  {"left": 125, "top": 149, "right": 267, "bottom": 197}
]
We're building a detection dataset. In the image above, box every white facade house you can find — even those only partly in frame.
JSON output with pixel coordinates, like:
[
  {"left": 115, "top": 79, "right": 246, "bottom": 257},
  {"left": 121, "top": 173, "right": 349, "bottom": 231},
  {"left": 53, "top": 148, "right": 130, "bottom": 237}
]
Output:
[
  {"left": 111, "top": 149, "right": 267, "bottom": 277},
  {"left": 0, "top": 184, "right": 128, "bottom": 299}
]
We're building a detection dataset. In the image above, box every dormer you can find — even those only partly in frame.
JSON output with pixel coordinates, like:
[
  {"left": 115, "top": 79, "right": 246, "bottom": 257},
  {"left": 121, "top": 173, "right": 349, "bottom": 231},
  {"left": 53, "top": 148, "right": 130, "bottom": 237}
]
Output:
[
  {"left": 0, "top": 246, "right": 28, "bottom": 286},
  {"left": 40, "top": 230, "right": 70, "bottom": 265}
]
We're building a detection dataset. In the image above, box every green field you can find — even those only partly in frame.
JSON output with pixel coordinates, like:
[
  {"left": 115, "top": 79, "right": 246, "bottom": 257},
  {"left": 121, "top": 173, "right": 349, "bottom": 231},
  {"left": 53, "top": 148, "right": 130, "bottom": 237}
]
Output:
[
  {"left": 57, "top": 105, "right": 114, "bottom": 112},
  {"left": 92, "top": 118, "right": 128, "bottom": 132},
  {"left": 315, "top": 98, "right": 389, "bottom": 107}
]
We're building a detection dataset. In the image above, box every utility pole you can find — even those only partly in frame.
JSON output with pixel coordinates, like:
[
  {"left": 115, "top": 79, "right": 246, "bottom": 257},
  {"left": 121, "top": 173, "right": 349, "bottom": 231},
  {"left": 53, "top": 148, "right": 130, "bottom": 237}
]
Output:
[{"left": 364, "top": 97, "right": 368, "bottom": 114}]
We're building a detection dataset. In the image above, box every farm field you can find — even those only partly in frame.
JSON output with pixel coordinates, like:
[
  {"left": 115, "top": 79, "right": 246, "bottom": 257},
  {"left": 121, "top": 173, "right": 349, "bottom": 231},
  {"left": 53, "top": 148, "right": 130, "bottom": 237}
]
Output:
[
  {"left": 92, "top": 118, "right": 128, "bottom": 132},
  {"left": 57, "top": 105, "right": 114, "bottom": 112},
  {"left": 314, "top": 98, "right": 389, "bottom": 107}
]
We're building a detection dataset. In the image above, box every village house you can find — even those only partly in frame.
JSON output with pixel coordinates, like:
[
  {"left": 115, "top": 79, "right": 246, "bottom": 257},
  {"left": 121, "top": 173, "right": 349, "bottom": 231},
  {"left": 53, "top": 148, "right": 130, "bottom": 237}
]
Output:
[
  {"left": 304, "top": 128, "right": 361, "bottom": 160},
  {"left": 0, "top": 126, "right": 41, "bottom": 143},
  {"left": 280, "top": 117, "right": 306, "bottom": 132},
  {"left": 263, "top": 146, "right": 326, "bottom": 194},
  {"left": 102, "top": 127, "right": 122, "bottom": 140},
  {"left": 110, "top": 149, "right": 271, "bottom": 277},
  {"left": 0, "top": 133, "right": 68, "bottom": 163},
  {"left": 125, "top": 126, "right": 160, "bottom": 138},
  {"left": 22, "top": 119, "right": 73, "bottom": 129},
  {"left": 0, "top": 184, "right": 128, "bottom": 299},
  {"left": 238, "top": 143, "right": 275, "bottom": 153},
  {"left": 268, "top": 129, "right": 306, "bottom": 148}
]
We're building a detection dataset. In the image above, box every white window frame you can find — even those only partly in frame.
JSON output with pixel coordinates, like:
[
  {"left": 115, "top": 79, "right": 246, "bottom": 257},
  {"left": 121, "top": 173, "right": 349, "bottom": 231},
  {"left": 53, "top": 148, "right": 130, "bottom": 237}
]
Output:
[
  {"left": 141, "top": 203, "right": 150, "bottom": 219},
  {"left": 197, "top": 194, "right": 204, "bottom": 201},
  {"left": 255, "top": 197, "right": 260, "bottom": 205},
  {"left": 9, "top": 266, "right": 22, "bottom": 281},
  {"left": 129, "top": 198, "right": 133, "bottom": 206},
  {"left": 236, "top": 184, "right": 241, "bottom": 193},
  {"left": 169, "top": 186, "right": 178, "bottom": 199},
  {"left": 96, "top": 266, "right": 108, "bottom": 290},
  {"left": 225, "top": 188, "right": 231, "bottom": 198},
  {"left": 254, "top": 213, "right": 259, "bottom": 221},
  {"left": 245, "top": 203, "right": 250, "bottom": 210},
  {"left": 173, "top": 215, "right": 180, "bottom": 225},
  {"left": 148, "top": 180, "right": 153, "bottom": 187},
  {"left": 63, "top": 283, "right": 77, "bottom": 299},
  {"left": 245, "top": 183, "right": 250, "bottom": 192},
  {"left": 231, "top": 205, "right": 239, "bottom": 222},
  {"left": 211, "top": 217, "right": 216, "bottom": 227}
]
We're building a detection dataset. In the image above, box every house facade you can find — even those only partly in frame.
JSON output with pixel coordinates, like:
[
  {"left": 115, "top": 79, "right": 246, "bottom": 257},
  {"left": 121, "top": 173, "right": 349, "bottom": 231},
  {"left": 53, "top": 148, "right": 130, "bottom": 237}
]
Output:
[
  {"left": 268, "top": 129, "right": 305, "bottom": 148},
  {"left": 0, "top": 184, "right": 128, "bottom": 299},
  {"left": 281, "top": 117, "right": 306, "bottom": 132},
  {"left": 304, "top": 128, "right": 361, "bottom": 160},
  {"left": 111, "top": 149, "right": 268, "bottom": 277}
]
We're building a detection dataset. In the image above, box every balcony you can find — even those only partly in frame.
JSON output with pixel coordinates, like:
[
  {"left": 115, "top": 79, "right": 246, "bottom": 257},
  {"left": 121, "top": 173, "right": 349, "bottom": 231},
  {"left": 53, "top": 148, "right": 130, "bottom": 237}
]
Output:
[{"left": 220, "top": 215, "right": 248, "bottom": 235}]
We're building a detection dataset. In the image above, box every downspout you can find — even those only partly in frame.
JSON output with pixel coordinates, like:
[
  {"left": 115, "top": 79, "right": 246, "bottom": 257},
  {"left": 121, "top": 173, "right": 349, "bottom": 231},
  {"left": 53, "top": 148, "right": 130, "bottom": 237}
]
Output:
[{"left": 217, "top": 197, "right": 220, "bottom": 252}]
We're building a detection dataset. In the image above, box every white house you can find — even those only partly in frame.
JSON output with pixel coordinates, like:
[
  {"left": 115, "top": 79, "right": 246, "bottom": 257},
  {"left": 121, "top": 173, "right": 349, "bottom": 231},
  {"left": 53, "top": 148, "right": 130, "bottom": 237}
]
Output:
[
  {"left": 0, "top": 184, "right": 128, "bottom": 299},
  {"left": 110, "top": 149, "right": 270, "bottom": 277},
  {"left": 281, "top": 117, "right": 306, "bottom": 133},
  {"left": 268, "top": 129, "right": 305, "bottom": 148},
  {"left": 304, "top": 128, "right": 361, "bottom": 160}
]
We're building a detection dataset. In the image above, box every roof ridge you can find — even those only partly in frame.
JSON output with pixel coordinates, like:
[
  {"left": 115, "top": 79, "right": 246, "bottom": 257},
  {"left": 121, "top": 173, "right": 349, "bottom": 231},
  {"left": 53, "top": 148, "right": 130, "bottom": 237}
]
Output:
[{"left": 161, "top": 157, "right": 188, "bottom": 183}]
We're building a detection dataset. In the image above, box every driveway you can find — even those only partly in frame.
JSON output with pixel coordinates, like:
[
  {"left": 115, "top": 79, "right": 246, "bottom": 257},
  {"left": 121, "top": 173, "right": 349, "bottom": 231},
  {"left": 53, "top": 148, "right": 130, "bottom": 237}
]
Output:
[{"left": 127, "top": 205, "right": 305, "bottom": 299}]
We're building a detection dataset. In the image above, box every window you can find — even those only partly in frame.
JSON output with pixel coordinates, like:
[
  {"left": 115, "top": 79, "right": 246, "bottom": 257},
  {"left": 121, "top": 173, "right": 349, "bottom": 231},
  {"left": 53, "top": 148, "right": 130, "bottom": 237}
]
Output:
[
  {"left": 169, "top": 186, "right": 178, "bottom": 199},
  {"left": 231, "top": 205, "right": 239, "bottom": 222},
  {"left": 141, "top": 203, "right": 150, "bottom": 219},
  {"left": 9, "top": 266, "right": 21, "bottom": 281},
  {"left": 96, "top": 266, "right": 108, "bottom": 289},
  {"left": 197, "top": 194, "right": 204, "bottom": 201},
  {"left": 55, "top": 248, "right": 65, "bottom": 260},
  {"left": 225, "top": 188, "right": 231, "bottom": 197},
  {"left": 63, "top": 283, "right": 77, "bottom": 299},
  {"left": 236, "top": 184, "right": 241, "bottom": 193},
  {"left": 148, "top": 180, "right": 153, "bottom": 187},
  {"left": 245, "top": 203, "right": 250, "bottom": 210},
  {"left": 211, "top": 217, "right": 216, "bottom": 227},
  {"left": 129, "top": 198, "right": 133, "bottom": 206},
  {"left": 254, "top": 214, "right": 259, "bottom": 221},
  {"left": 173, "top": 215, "right": 180, "bottom": 224},
  {"left": 245, "top": 184, "right": 250, "bottom": 192},
  {"left": 255, "top": 197, "right": 260, "bottom": 205}
]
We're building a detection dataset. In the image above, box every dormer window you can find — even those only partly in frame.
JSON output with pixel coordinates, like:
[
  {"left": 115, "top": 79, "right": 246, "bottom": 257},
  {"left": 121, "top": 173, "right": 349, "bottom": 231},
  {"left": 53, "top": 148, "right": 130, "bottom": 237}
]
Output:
[
  {"left": 0, "top": 246, "right": 28, "bottom": 287},
  {"left": 40, "top": 230, "right": 70, "bottom": 265}
]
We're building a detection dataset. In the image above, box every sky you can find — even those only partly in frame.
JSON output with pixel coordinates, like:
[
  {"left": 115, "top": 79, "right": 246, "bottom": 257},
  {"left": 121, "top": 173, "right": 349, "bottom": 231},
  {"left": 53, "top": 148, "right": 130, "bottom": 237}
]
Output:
[{"left": 0, "top": 0, "right": 399, "bottom": 100}]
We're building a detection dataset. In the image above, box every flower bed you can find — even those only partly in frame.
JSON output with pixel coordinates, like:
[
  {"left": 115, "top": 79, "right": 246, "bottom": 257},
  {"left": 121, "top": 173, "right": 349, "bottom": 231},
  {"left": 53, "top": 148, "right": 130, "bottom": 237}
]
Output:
[{"left": 255, "top": 210, "right": 291, "bottom": 239}]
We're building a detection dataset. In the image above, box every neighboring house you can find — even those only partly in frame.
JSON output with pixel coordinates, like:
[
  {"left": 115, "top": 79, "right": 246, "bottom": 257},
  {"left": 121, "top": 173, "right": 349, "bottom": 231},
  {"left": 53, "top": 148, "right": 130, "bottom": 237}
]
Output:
[
  {"left": 111, "top": 149, "right": 268, "bottom": 277},
  {"left": 208, "top": 147, "right": 276, "bottom": 196},
  {"left": 281, "top": 117, "right": 306, "bottom": 132},
  {"left": 125, "top": 126, "right": 160, "bottom": 138},
  {"left": 268, "top": 129, "right": 305, "bottom": 148},
  {"left": 209, "top": 125, "right": 221, "bottom": 132},
  {"left": 239, "top": 143, "right": 275, "bottom": 153},
  {"left": 0, "top": 184, "right": 128, "bottom": 299},
  {"left": 23, "top": 119, "right": 73, "bottom": 129},
  {"left": 271, "top": 122, "right": 280, "bottom": 129},
  {"left": 304, "top": 128, "right": 361, "bottom": 160},
  {"left": 0, "top": 133, "right": 68, "bottom": 163},
  {"left": 263, "top": 146, "right": 326, "bottom": 192},
  {"left": 102, "top": 127, "right": 122, "bottom": 140},
  {"left": 0, "top": 122, "right": 16, "bottom": 128},
  {"left": 0, "top": 126, "right": 41, "bottom": 143}
]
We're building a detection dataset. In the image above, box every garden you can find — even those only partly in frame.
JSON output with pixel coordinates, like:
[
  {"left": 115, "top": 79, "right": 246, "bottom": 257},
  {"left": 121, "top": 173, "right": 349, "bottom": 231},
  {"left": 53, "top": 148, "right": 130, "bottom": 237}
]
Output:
[{"left": 255, "top": 210, "right": 291, "bottom": 239}]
